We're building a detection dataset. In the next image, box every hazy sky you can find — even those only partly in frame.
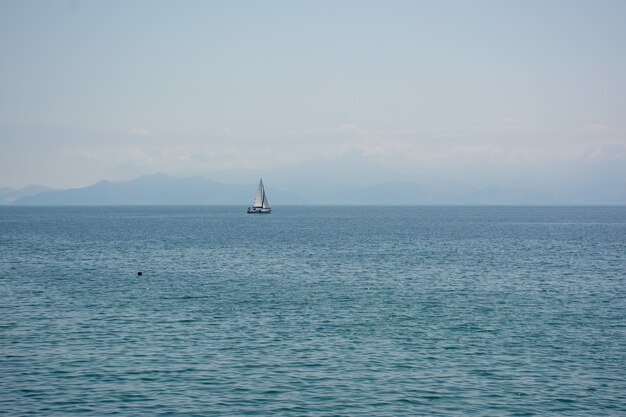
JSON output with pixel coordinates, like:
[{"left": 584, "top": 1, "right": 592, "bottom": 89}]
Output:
[{"left": 1, "top": 0, "right": 625, "bottom": 197}]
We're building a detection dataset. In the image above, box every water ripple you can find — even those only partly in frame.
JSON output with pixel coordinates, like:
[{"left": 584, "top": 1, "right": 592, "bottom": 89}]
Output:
[{"left": 1, "top": 206, "right": 625, "bottom": 415}]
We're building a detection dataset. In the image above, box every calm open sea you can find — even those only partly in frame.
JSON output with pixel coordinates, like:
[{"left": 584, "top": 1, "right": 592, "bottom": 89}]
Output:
[{"left": 1, "top": 206, "right": 625, "bottom": 416}]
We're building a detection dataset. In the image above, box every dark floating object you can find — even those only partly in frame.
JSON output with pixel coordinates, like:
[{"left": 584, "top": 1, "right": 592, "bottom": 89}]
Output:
[{"left": 137, "top": 272, "right": 143, "bottom": 276}]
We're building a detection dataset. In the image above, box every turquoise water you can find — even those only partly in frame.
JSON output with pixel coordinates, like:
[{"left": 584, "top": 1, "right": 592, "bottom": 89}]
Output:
[{"left": 1, "top": 206, "right": 625, "bottom": 416}]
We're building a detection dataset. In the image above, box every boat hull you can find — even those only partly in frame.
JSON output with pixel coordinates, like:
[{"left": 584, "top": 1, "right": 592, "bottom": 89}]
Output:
[{"left": 247, "top": 207, "right": 271, "bottom": 214}]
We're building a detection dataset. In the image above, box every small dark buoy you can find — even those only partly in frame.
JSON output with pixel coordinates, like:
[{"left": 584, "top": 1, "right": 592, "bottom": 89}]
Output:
[{"left": 137, "top": 271, "right": 143, "bottom": 276}]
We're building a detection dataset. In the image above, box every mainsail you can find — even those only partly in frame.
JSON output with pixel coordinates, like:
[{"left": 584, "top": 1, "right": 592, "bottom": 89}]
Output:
[{"left": 252, "top": 180, "right": 264, "bottom": 208}]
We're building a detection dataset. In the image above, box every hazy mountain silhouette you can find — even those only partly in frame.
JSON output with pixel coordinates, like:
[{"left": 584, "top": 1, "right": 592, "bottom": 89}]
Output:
[
  {"left": 209, "top": 159, "right": 573, "bottom": 205},
  {"left": 13, "top": 174, "right": 307, "bottom": 205},
  {"left": 210, "top": 158, "right": 400, "bottom": 203},
  {"left": 319, "top": 182, "right": 566, "bottom": 205},
  {"left": 0, "top": 185, "right": 53, "bottom": 204},
  {"left": 325, "top": 182, "right": 431, "bottom": 205},
  {"left": 8, "top": 173, "right": 571, "bottom": 205},
  {"left": 465, "top": 185, "right": 565, "bottom": 205}
]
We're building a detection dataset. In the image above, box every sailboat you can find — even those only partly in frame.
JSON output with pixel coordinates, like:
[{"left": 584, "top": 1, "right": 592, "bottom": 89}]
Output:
[{"left": 247, "top": 179, "right": 271, "bottom": 214}]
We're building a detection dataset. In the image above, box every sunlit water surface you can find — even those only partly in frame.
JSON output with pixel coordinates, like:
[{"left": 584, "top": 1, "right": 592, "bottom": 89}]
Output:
[{"left": 1, "top": 206, "right": 625, "bottom": 416}]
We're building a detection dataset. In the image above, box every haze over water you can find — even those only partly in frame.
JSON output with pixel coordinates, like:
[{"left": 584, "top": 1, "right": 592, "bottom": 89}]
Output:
[{"left": 2, "top": 206, "right": 625, "bottom": 415}]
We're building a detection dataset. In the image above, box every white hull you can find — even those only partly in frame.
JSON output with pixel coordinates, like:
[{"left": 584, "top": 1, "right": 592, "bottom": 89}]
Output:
[{"left": 247, "top": 207, "right": 271, "bottom": 214}]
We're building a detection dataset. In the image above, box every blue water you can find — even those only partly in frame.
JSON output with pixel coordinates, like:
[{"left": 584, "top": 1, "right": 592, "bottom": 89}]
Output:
[{"left": 1, "top": 206, "right": 625, "bottom": 416}]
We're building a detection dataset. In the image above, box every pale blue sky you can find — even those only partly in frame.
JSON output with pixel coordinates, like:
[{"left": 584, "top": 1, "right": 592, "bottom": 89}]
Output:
[{"left": 1, "top": 0, "right": 625, "bottom": 200}]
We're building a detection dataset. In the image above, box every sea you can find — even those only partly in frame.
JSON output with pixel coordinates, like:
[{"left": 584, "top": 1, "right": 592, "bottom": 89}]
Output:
[{"left": 1, "top": 206, "right": 625, "bottom": 416}]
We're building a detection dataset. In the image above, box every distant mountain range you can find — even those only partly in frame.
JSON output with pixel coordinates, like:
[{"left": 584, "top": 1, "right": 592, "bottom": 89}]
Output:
[
  {"left": 7, "top": 174, "right": 306, "bottom": 206},
  {"left": 1, "top": 185, "right": 53, "bottom": 204},
  {"left": 325, "top": 182, "right": 565, "bottom": 205},
  {"left": 1, "top": 173, "right": 575, "bottom": 206}
]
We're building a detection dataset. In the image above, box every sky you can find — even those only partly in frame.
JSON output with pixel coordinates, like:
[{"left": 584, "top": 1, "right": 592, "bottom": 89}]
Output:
[{"left": 1, "top": 0, "right": 625, "bottom": 201}]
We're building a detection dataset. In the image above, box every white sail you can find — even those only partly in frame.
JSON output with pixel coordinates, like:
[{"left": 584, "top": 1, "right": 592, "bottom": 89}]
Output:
[
  {"left": 262, "top": 190, "right": 271, "bottom": 209},
  {"left": 252, "top": 179, "right": 264, "bottom": 208},
  {"left": 248, "top": 178, "right": 271, "bottom": 213}
]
